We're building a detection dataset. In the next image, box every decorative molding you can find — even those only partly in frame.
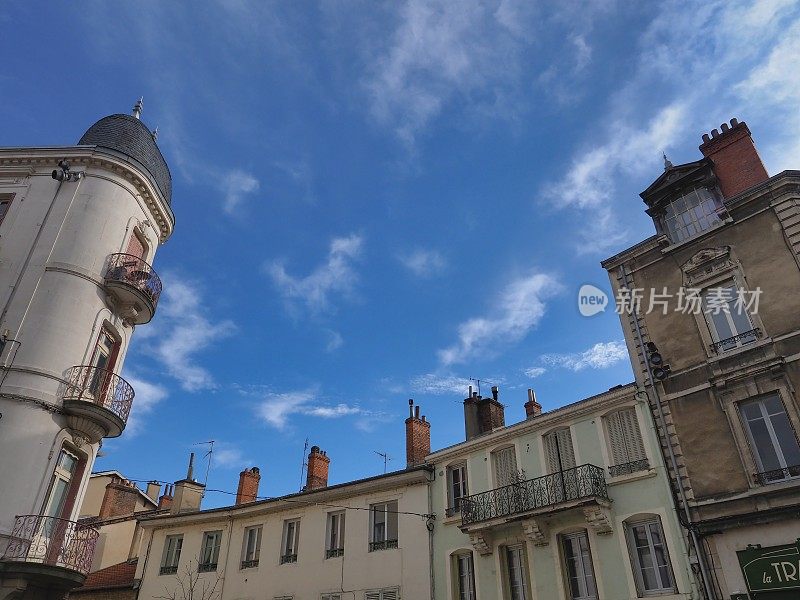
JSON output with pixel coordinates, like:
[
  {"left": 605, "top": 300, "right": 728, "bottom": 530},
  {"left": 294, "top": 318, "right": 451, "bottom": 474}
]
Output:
[
  {"left": 468, "top": 531, "right": 493, "bottom": 556},
  {"left": 583, "top": 506, "right": 613, "bottom": 535},
  {"left": 521, "top": 518, "right": 549, "bottom": 546},
  {"left": 681, "top": 246, "right": 736, "bottom": 286}
]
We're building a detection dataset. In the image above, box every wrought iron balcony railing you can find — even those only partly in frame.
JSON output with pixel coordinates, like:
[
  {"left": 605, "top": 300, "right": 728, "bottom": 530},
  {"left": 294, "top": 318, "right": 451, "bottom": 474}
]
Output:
[
  {"left": 368, "top": 539, "right": 398, "bottom": 552},
  {"left": 280, "top": 553, "right": 297, "bottom": 564},
  {"left": 710, "top": 328, "right": 761, "bottom": 353},
  {"left": 61, "top": 365, "right": 135, "bottom": 424},
  {"left": 198, "top": 562, "right": 217, "bottom": 572},
  {"left": 325, "top": 548, "right": 344, "bottom": 558},
  {"left": 754, "top": 464, "right": 800, "bottom": 485},
  {"left": 240, "top": 559, "right": 259, "bottom": 569},
  {"left": 1, "top": 515, "right": 99, "bottom": 576},
  {"left": 105, "top": 253, "right": 163, "bottom": 310},
  {"left": 160, "top": 565, "right": 178, "bottom": 575},
  {"left": 608, "top": 459, "right": 650, "bottom": 477},
  {"left": 460, "top": 464, "right": 609, "bottom": 527}
]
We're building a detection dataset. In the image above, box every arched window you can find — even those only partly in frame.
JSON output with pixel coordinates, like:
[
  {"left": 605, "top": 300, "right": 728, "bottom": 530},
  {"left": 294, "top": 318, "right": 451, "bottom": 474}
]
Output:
[
  {"left": 451, "top": 550, "right": 476, "bottom": 600},
  {"left": 623, "top": 515, "right": 676, "bottom": 595}
]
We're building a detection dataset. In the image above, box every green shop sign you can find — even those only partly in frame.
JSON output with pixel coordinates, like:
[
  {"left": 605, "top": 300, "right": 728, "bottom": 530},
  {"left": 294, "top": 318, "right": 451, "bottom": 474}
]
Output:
[{"left": 738, "top": 540, "right": 800, "bottom": 594}]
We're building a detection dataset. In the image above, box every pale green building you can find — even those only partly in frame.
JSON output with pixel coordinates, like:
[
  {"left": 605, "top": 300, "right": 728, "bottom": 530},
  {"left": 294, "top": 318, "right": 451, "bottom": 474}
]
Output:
[{"left": 428, "top": 383, "right": 702, "bottom": 600}]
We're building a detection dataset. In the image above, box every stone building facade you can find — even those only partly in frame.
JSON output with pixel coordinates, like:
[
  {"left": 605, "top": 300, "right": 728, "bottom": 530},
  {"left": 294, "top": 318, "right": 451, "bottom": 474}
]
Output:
[
  {"left": 603, "top": 119, "right": 800, "bottom": 599},
  {"left": 0, "top": 101, "right": 175, "bottom": 599}
]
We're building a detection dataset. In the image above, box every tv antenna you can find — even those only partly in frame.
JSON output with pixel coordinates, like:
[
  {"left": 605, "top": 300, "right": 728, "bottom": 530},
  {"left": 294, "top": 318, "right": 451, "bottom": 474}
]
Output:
[
  {"left": 193, "top": 440, "right": 215, "bottom": 493},
  {"left": 374, "top": 450, "right": 392, "bottom": 474},
  {"left": 469, "top": 377, "right": 482, "bottom": 396},
  {"left": 299, "top": 438, "right": 309, "bottom": 490}
]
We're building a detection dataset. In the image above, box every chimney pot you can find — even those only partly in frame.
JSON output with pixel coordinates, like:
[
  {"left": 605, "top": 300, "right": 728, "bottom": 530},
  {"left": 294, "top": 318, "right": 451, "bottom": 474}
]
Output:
[
  {"left": 721, "top": 122, "right": 730, "bottom": 132},
  {"left": 702, "top": 133, "right": 710, "bottom": 143},
  {"left": 491, "top": 385, "right": 499, "bottom": 401},
  {"left": 305, "top": 446, "right": 330, "bottom": 490},
  {"left": 711, "top": 128, "right": 719, "bottom": 138},
  {"left": 408, "top": 398, "right": 414, "bottom": 418},
  {"left": 406, "top": 403, "right": 431, "bottom": 466},
  {"left": 414, "top": 405, "right": 420, "bottom": 419},
  {"left": 730, "top": 118, "right": 739, "bottom": 127},
  {"left": 525, "top": 388, "right": 543, "bottom": 419}
]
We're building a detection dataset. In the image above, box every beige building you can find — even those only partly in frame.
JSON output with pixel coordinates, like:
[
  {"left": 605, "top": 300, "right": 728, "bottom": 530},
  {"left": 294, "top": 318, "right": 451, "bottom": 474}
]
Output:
[
  {"left": 0, "top": 100, "right": 175, "bottom": 599},
  {"left": 134, "top": 442, "right": 433, "bottom": 600},
  {"left": 430, "top": 385, "right": 700, "bottom": 600},
  {"left": 603, "top": 119, "right": 800, "bottom": 599}
]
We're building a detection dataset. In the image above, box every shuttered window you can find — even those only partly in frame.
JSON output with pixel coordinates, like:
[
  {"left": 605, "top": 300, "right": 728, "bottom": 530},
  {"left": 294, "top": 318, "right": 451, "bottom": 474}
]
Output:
[
  {"left": 606, "top": 408, "right": 647, "bottom": 468},
  {"left": 544, "top": 429, "right": 576, "bottom": 473},
  {"left": 365, "top": 588, "right": 399, "bottom": 600},
  {"left": 493, "top": 447, "right": 518, "bottom": 487}
]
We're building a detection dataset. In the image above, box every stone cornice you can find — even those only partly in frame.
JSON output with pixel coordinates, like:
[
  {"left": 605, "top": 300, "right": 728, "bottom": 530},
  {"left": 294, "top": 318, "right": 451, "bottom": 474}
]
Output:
[{"left": 0, "top": 146, "right": 175, "bottom": 242}]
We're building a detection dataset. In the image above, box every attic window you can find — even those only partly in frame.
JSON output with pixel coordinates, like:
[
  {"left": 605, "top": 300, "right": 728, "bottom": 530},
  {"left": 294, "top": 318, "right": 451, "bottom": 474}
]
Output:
[{"left": 662, "top": 187, "right": 724, "bottom": 243}]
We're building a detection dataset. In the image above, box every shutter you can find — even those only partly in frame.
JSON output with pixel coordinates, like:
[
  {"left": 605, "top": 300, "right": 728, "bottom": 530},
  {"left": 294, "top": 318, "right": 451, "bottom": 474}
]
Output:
[
  {"left": 545, "top": 434, "right": 559, "bottom": 473},
  {"left": 387, "top": 502, "right": 398, "bottom": 541},
  {"left": 606, "top": 412, "right": 628, "bottom": 465},
  {"left": 494, "top": 447, "right": 517, "bottom": 486},
  {"left": 619, "top": 408, "right": 646, "bottom": 462},
  {"left": 381, "top": 588, "right": 399, "bottom": 600},
  {"left": 365, "top": 592, "right": 381, "bottom": 600},
  {"left": 545, "top": 430, "right": 576, "bottom": 472},
  {"left": 126, "top": 233, "right": 145, "bottom": 259}
]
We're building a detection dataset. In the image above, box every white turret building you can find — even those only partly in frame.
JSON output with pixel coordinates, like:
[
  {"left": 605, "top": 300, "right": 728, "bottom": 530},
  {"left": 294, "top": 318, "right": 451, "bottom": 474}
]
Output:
[{"left": 0, "top": 101, "right": 175, "bottom": 599}]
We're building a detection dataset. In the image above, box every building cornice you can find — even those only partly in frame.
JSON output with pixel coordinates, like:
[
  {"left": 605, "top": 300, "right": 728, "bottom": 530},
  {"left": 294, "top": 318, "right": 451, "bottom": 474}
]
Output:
[
  {"left": 0, "top": 146, "right": 175, "bottom": 242},
  {"left": 426, "top": 384, "right": 637, "bottom": 463}
]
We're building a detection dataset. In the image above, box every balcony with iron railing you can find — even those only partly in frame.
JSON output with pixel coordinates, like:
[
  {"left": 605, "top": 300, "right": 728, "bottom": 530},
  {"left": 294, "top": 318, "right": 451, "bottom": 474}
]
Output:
[
  {"left": 710, "top": 328, "right": 761, "bottom": 353},
  {"left": 0, "top": 515, "right": 99, "bottom": 589},
  {"left": 754, "top": 464, "right": 800, "bottom": 486},
  {"left": 59, "top": 365, "right": 135, "bottom": 439},
  {"left": 104, "top": 253, "right": 162, "bottom": 324},
  {"left": 460, "top": 464, "right": 609, "bottom": 528}
]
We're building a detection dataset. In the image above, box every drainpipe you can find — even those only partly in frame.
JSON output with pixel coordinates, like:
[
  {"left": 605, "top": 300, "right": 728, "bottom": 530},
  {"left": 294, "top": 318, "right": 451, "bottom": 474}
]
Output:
[
  {"left": 427, "top": 467, "right": 436, "bottom": 600},
  {"left": 619, "top": 265, "right": 717, "bottom": 600}
]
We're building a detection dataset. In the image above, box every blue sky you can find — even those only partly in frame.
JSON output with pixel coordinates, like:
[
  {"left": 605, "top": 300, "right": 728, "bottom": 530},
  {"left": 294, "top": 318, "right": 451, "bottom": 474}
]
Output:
[{"left": 2, "top": 1, "right": 799, "bottom": 508}]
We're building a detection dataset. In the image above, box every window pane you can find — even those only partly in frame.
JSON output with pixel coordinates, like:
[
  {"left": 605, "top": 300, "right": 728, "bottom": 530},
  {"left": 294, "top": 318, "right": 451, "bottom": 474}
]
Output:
[
  {"left": 748, "top": 417, "right": 782, "bottom": 471},
  {"left": 770, "top": 410, "right": 800, "bottom": 466},
  {"left": 632, "top": 526, "right": 659, "bottom": 590}
]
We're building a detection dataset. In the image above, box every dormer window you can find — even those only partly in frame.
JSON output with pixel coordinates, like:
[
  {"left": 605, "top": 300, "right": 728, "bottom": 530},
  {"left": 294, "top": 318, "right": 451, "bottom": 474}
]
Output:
[{"left": 662, "top": 187, "right": 724, "bottom": 243}]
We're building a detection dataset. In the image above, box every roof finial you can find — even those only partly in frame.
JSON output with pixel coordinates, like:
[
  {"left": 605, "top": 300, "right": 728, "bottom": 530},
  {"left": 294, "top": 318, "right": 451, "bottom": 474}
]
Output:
[
  {"left": 663, "top": 151, "right": 673, "bottom": 170},
  {"left": 151, "top": 126, "right": 159, "bottom": 141},
  {"left": 132, "top": 97, "right": 144, "bottom": 120}
]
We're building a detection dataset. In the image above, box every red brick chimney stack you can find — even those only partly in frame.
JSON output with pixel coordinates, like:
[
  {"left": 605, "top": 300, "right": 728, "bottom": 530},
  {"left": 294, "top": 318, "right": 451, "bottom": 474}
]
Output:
[
  {"left": 157, "top": 484, "right": 173, "bottom": 510},
  {"left": 406, "top": 399, "right": 431, "bottom": 467},
  {"left": 699, "top": 118, "right": 769, "bottom": 199},
  {"left": 525, "top": 388, "right": 542, "bottom": 419},
  {"left": 99, "top": 476, "right": 140, "bottom": 519},
  {"left": 305, "top": 447, "right": 330, "bottom": 491},
  {"left": 236, "top": 467, "right": 261, "bottom": 504}
]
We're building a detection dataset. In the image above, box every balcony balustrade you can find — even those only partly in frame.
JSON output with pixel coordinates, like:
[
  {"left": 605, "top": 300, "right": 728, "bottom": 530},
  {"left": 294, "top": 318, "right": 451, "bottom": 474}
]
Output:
[
  {"left": 754, "top": 464, "right": 800, "bottom": 485},
  {"left": 59, "top": 365, "right": 135, "bottom": 439},
  {"left": 460, "top": 464, "right": 609, "bottom": 527},
  {"left": 608, "top": 459, "right": 650, "bottom": 477},
  {"left": 710, "top": 328, "right": 761, "bottom": 353},
  {"left": 1, "top": 515, "right": 99, "bottom": 579},
  {"left": 104, "top": 253, "right": 162, "bottom": 324}
]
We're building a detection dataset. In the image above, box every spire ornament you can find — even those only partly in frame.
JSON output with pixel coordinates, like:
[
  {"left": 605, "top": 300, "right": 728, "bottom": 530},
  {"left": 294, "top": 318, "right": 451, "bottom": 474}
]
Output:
[{"left": 132, "top": 97, "right": 143, "bottom": 119}]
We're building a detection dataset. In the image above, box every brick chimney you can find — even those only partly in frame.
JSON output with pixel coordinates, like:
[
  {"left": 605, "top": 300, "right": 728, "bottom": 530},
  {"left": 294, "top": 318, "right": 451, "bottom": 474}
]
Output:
[
  {"left": 465, "top": 386, "right": 505, "bottom": 440},
  {"left": 99, "top": 476, "right": 140, "bottom": 519},
  {"left": 236, "top": 467, "right": 261, "bottom": 504},
  {"left": 171, "top": 453, "right": 205, "bottom": 514},
  {"left": 158, "top": 484, "right": 173, "bottom": 510},
  {"left": 699, "top": 118, "right": 769, "bottom": 199},
  {"left": 525, "top": 388, "right": 542, "bottom": 419},
  {"left": 406, "top": 399, "right": 431, "bottom": 466},
  {"left": 305, "top": 447, "right": 330, "bottom": 490}
]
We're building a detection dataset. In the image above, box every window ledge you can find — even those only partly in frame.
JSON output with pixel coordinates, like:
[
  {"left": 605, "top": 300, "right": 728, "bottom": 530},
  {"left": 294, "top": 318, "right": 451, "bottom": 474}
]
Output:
[
  {"left": 607, "top": 468, "right": 657, "bottom": 486},
  {"left": 706, "top": 336, "right": 773, "bottom": 363},
  {"left": 692, "top": 476, "right": 800, "bottom": 507},
  {"left": 442, "top": 513, "right": 462, "bottom": 526}
]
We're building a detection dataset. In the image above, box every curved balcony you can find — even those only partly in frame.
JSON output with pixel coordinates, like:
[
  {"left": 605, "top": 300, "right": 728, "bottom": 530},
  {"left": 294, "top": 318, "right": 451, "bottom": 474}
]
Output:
[
  {"left": 0, "top": 515, "right": 99, "bottom": 589},
  {"left": 104, "top": 253, "right": 162, "bottom": 324},
  {"left": 59, "top": 366, "right": 135, "bottom": 439}
]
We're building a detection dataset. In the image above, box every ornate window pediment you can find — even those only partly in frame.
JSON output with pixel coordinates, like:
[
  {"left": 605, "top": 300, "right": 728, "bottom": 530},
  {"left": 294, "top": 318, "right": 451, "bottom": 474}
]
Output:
[{"left": 681, "top": 246, "right": 736, "bottom": 286}]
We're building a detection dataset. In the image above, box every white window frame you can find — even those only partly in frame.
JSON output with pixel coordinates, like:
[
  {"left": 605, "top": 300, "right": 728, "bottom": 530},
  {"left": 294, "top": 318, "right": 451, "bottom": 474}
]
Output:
[
  {"left": 661, "top": 187, "right": 724, "bottom": 244},
  {"left": 447, "top": 463, "right": 468, "bottom": 514},
  {"left": 160, "top": 535, "right": 183, "bottom": 575},
  {"left": 42, "top": 449, "right": 79, "bottom": 519},
  {"left": 740, "top": 395, "right": 800, "bottom": 483},
  {"left": 625, "top": 517, "right": 676, "bottom": 596},
  {"left": 241, "top": 525, "right": 262, "bottom": 568},
  {"left": 369, "top": 501, "right": 398, "bottom": 551},
  {"left": 326, "top": 511, "right": 345, "bottom": 558},
  {"left": 281, "top": 519, "right": 300, "bottom": 564},
  {"left": 199, "top": 530, "right": 222, "bottom": 571},
  {"left": 505, "top": 544, "right": 529, "bottom": 600},
  {"left": 454, "top": 551, "right": 476, "bottom": 600},
  {"left": 702, "top": 279, "right": 757, "bottom": 352},
  {"left": 561, "top": 531, "right": 597, "bottom": 600}
]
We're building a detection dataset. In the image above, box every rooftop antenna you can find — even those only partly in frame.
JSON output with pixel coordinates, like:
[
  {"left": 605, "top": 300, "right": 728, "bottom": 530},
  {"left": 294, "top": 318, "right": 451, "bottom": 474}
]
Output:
[
  {"left": 132, "top": 97, "right": 143, "bottom": 120},
  {"left": 193, "top": 440, "right": 215, "bottom": 489},
  {"left": 299, "top": 438, "right": 309, "bottom": 490},
  {"left": 469, "top": 377, "right": 482, "bottom": 396},
  {"left": 374, "top": 450, "right": 392, "bottom": 474}
]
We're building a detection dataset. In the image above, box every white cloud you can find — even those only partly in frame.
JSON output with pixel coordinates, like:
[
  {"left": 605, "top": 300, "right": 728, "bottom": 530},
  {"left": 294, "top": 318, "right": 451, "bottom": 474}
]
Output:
[
  {"left": 255, "top": 388, "right": 385, "bottom": 430},
  {"left": 266, "top": 234, "right": 363, "bottom": 315},
  {"left": 122, "top": 374, "right": 168, "bottom": 436},
  {"left": 524, "top": 367, "right": 546, "bottom": 378},
  {"left": 410, "top": 373, "right": 473, "bottom": 395},
  {"left": 324, "top": 329, "right": 344, "bottom": 352},
  {"left": 210, "top": 443, "right": 247, "bottom": 469},
  {"left": 145, "top": 275, "right": 236, "bottom": 391},
  {"left": 221, "top": 169, "right": 260, "bottom": 214},
  {"left": 439, "top": 272, "right": 562, "bottom": 365},
  {"left": 539, "top": 340, "right": 628, "bottom": 372},
  {"left": 398, "top": 249, "right": 447, "bottom": 278}
]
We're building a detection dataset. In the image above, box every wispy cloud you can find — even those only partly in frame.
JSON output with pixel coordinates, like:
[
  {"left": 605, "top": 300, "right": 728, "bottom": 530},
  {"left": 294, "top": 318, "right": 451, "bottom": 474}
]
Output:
[
  {"left": 398, "top": 249, "right": 447, "bottom": 278},
  {"left": 123, "top": 374, "right": 168, "bottom": 436},
  {"left": 324, "top": 329, "right": 344, "bottom": 352},
  {"left": 524, "top": 367, "right": 546, "bottom": 378},
  {"left": 439, "top": 272, "right": 562, "bottom": 365},
  {"left": 210, "top": 442, "right": 248, "bottom": 469},
  {"left": 410, "top": 373, "right": 473, "bottom": 396},
  {"left": 143, "top": 274, "right": 236, "bottom": 391},
  {"left": 266, "top": 234, "right": 363, "bottom": 315},
  {"left": 536, "top": 340, "right": 628, "bottom": 372},
  {"left": 255, "top": 387, "right": 386, "bottom": 430},
  {"left": 221, "top": 169, "right": 260, "bottom": 214}
]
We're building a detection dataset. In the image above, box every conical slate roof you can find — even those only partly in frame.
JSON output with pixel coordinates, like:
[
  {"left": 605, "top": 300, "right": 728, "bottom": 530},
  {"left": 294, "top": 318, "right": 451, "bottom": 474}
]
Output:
[{"left": 79, "top": 114, "right": 172, "bottom": 205}]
